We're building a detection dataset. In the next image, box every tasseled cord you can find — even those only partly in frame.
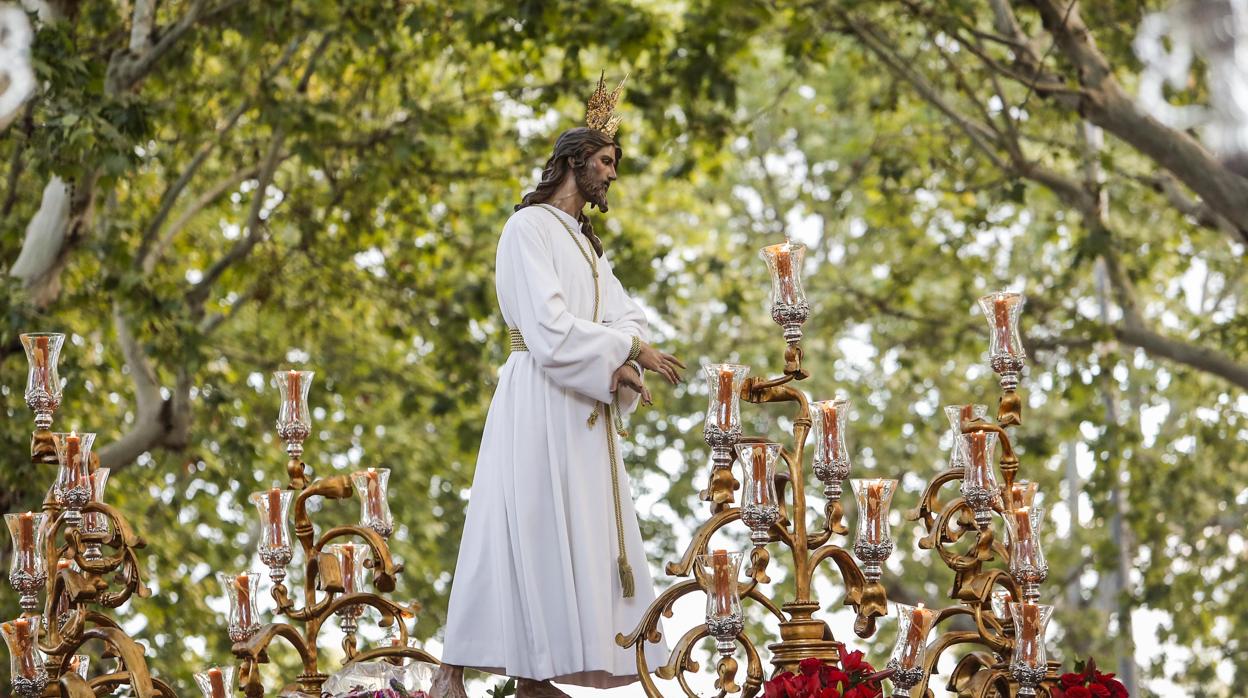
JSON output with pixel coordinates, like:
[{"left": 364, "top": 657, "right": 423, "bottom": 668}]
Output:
[{"left": 592, "top": 397, "right": 636, "bottom": 598}]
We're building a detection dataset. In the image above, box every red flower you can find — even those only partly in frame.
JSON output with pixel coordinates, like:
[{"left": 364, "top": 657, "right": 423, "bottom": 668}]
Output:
[
  {"left": 1106, "top": 679, "right": 1128, "bottom": 698},
  {"left": 800, "top": 657, "right": 824, "bottom": 677},
  {"left": 1065, "top": 687, "right": 1092, "bottom": 698},
  {"left": 1061, "top": 674, "right": 1085, "bottom": 689},
  {"left": 1088, "top": 684, "right": 1111, "bottom": 698},
  {"left": 816, "top": 687, "right": 841, "bottom": 698},
  {"left": 820, "top": 667, "right": 850, "bottom": 688},
  {"left": 841, "top": 649, "right": 868, "bottom": 674}
]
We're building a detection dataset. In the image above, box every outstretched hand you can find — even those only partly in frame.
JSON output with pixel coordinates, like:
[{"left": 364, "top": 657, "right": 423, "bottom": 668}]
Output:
[{"left": 636, "top": 342, "right": 686, "bottom": 385}]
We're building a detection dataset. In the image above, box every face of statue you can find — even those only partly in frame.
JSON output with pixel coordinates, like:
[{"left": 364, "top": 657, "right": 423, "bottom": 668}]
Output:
[{"left": 573, "top": 143, "right": 618, "bottom": 211}]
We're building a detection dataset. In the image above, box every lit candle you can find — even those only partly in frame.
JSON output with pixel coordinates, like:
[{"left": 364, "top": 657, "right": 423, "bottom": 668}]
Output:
[
  {"left": 821, "top": 402, "right": 840, "bottom": 460},
  {"left": 993, "top": 297, "right": 1014, "bottom": 354},
  {"left": 365, "top": 468, "right": 383, "bottom": 521},
  {"left": 286, "top": 370, "right": 301, "bottom": 420},
  {"left": 767, "top": 243, "right": 797, "bottom": 304},
  {"left": 751, "top": 450, "right": 770, "bottom": 506},
  {"left": 899, "top": 603, "right": 935, "bottom": 668},
  {"left": 1012, "top": 507, "right": 1035, "bottom": 563},
  {"left": 34, "top": 335, "right": 51, "bottom": 392},
  {"left": 959, "top": 403, "right": 974, "bottom": 424},
  {"left": 266, "top": 488, "right": 284, "bottom": 546},
  {"left": 715, "top": 368, "right": 735, "bottom": 431},
  {"left": 207, "top": 666, "right": 226, "bottom": 698},
  {"left": 340, "top": 544, "right": 357, "bottom": 595},
  {"left": 966, "top": 432, "right": 992, "bottom": 488},
  {"left": 865, "top": 480, "right": 884, "bottom": 544},
  {"left": 17, "top": 511, "right": 35, "bottom": 573},
  {"left": 711, "top": 549, "right": 731, "bottom": 616},
  {"left": 234, "top": 573, "right": 252, "bottom": 629},
  {"left": 55, "top": 559, "right": 73, "bottom": 619},
  {"left": 1018, "top": 602, "right": 1040, "bottom": 664},
  {"left": 9, "top": 618, "right": 37, "bottom": 678}
]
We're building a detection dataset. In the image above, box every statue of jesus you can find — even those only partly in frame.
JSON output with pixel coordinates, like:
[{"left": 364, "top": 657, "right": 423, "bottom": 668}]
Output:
[{"left": 431, "top": 85, "right": 685, "bottom": 698}]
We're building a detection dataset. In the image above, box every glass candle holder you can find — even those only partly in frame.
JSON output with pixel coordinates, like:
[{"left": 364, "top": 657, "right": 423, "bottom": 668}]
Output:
[
  {"left": 218, "top": 571, "right": 262, "bottom": 642},
  {"left": 851, "top": 478, "right": 898, "bottom": 582},
  {"left": 978, "top": 292, "right": 1026, "bottom": 390},
  {"left": 944, "top": 404, "right": 987, "bottom": 472},
  {"left": 811, "top": 399, "right": 852, "bottom": 500},
  {"left": 2, "top": 615, "right": 48, "bottom": 697},
  {"left": 351, "top": 468, "right": 394, "bottom": 538},
  {"left": 21, "top": 332, "right": 64, "bottom": 430},
  {"left": 736, "top": 443, "right": 781, "bottom": 545},
  {"left": 250, "top": 487, "right": 294, "bottom": 582},
  {"left": 65, "top": 654, "right": 89, "bottom": 679},
  {"left": 194, "top": 665, "right": 235, "bottom": 698},
  {"left": 957, "top": 431, "right": 1001, "bottom": 529},
  {"left": 1004, "top": 506, "right": 1048, "bottom": 602},
  {"left": 52, "top": 431, "right": 95, "bottom": 527},
  {"left": 275, "top": 369, "right": 314, "bottom": 459},
  {"left": 887, "top": 602, "right": 937, "bottom": 695},
  {"left": 759, "top": 241, "right": 810, "bottom": 345},
  {"left": 330, "top": 542, "right": 368, "bottom": 633},
  {"left": 6, "top": 512, "right": 50, "bottom": 611},
  {"left": 82, "top": 467, "right": 111, "bottom": 561},
  {"left": 990, "top": 587, "right": 1014, "bottom": 624},
  {"left": 703, "top": 364, "right": 749, "bottom": 470},
  {"left": 1002, "top": 479, "right": 1039, "bottom": 513},
  {"left": 53, "top": 558, "right": 77, "bottom": 628},
  {"left": 1008, "top": 602, "right": 1053, "bottom": 696},
  {"left": 697, "top": 550, "right": 744, "bottom": 657}
]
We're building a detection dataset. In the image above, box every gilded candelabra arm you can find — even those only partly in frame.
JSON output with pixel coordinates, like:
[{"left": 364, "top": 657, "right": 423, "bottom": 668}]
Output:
[
  {"left": 56, "top": 627, "right": 159, "bottom": 698},
  {"left": 806, "top": 544, "right": 888, "bottom": 637},
  {"left": 742, "top": 377, "right": 808, "bottom": 409},
  {"left": 997, "top": 387, "right": 1023, "bottom": 429},
  {"left": 907, "top": 468, "right": 964, "bottom": 535},
  {"left": 655, "top": 625, "right": 764, "bottom": 698},
  {"left": 618, "top": 579, "right": 702, "bottom": 649},
  {"left": 948, "top": 652, "right": 1013, "bottom": 698},
  {"left": 75, "top": 674, "right": 178, "bottom": 698},
  {"left": 293, "top": 475, "right": 355, "bottom": 557},
  {"left": 962, "top": 419, "right": 1019, "bottom": 492},
  {"left": 664, "top": 509, "right": 743, "bottom": 577},
  {"left": 905, "top": 629, "right": 987, "bottom": 698},
  {"left": 32, "top": 429, "right": 59, "bottom": 464},
  {"left": 806, "top": 497, "right": 849, "bottom": 550},
  {"left": 783, "top": 343, "right": 809, "bottom": 381},
  {"left": 970, "top": 570, "right": 1020, "bottom": 654},
  {"left": 56, "top": 669, "right": 93, "bottom": 698},
  {"left": 927, "top": 497, "right": 998, "bottom": 602},
  {"left": 232, "top": 622, "right": 317, "bottom": 678},
  {"left": 314, "top": 525, "right": 402, "bottom": 591},
  {"left": 347, "top": 646, "right": 441, "bottom": 668}
]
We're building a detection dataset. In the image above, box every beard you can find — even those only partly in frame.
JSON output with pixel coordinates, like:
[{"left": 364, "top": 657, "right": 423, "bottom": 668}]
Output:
[{"left": 573, "top": 163, "right": 610, "bottom": 212}]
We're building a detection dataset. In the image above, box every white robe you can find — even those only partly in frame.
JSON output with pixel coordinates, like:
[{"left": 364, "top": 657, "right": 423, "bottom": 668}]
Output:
[{"left": 441, "top": 204, "right": 669, "bottom": 688}]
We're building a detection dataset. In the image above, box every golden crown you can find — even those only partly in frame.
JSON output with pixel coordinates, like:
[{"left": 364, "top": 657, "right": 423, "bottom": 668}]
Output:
[{"left": 585, "top": 71, "right": 628, "bottom": 138}]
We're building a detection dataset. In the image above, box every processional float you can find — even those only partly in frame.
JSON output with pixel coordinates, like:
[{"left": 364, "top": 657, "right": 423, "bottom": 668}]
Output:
[{"left": 616, "top": 240, "right": 1061, "bottom": 697}]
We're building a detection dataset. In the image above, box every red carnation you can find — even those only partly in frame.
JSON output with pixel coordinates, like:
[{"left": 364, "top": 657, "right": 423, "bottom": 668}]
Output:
[
  {"left": 800, "top": 657, "right": 824, "bottom": 676},
  {"left": 1089, "top": 684, "right": 1110, "bottom": 697},
  {"left": 1065, "top": 687, "right": 1092, "bottom": 698}
]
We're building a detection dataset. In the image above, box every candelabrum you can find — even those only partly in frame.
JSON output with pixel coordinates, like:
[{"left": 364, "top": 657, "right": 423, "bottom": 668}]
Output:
[
  {"left": 222, "top": 370, "right": 437, "bottom": 698},
  {"left": 5, "top": 332, "right": 168, "bottom": 698},
  {"left": 616, "top": 244, "right": 1062, "bottom": 697}
]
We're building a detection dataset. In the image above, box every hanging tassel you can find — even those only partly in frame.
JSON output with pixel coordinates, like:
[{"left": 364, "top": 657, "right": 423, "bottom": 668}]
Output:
[
  {"left": 587, "top": 406, "right": 600, "bottom": 428},
  {"left": 617, "top": 556, "right": 635, "bottom": 598}
]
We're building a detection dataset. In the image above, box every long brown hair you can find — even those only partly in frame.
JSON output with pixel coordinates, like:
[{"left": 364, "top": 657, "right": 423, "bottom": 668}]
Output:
[{"left": 516, "top": 127, "right": 621, "bottom": 257}]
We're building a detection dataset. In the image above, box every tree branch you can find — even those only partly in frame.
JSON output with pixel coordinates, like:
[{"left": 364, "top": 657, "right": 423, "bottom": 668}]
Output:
[
  {"left": 97, "top": 304, "right": 175, "bottom": 470},
  {"left": 128, "top": 0, "right": 155, "bottom": 54},
  {"left": 185, "top": 33, "right": 332, "bottom": 309},
  {"left": 1022, "top": 0, "right": 1248, "bottom": 240},
  {"left": 142, "top": 162, "right": 266, "bottom": 274},
  {"left": 134, "top": 37, "right": 303, "bottom": 270}
]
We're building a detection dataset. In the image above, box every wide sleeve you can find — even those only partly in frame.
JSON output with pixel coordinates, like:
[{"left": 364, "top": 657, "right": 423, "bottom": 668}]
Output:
[
  {"left": 497, "top": 214, "right": 633, "bottom": 404},
  {"left": 601, "top": 257, "right": 649, "bottom": 416}
]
